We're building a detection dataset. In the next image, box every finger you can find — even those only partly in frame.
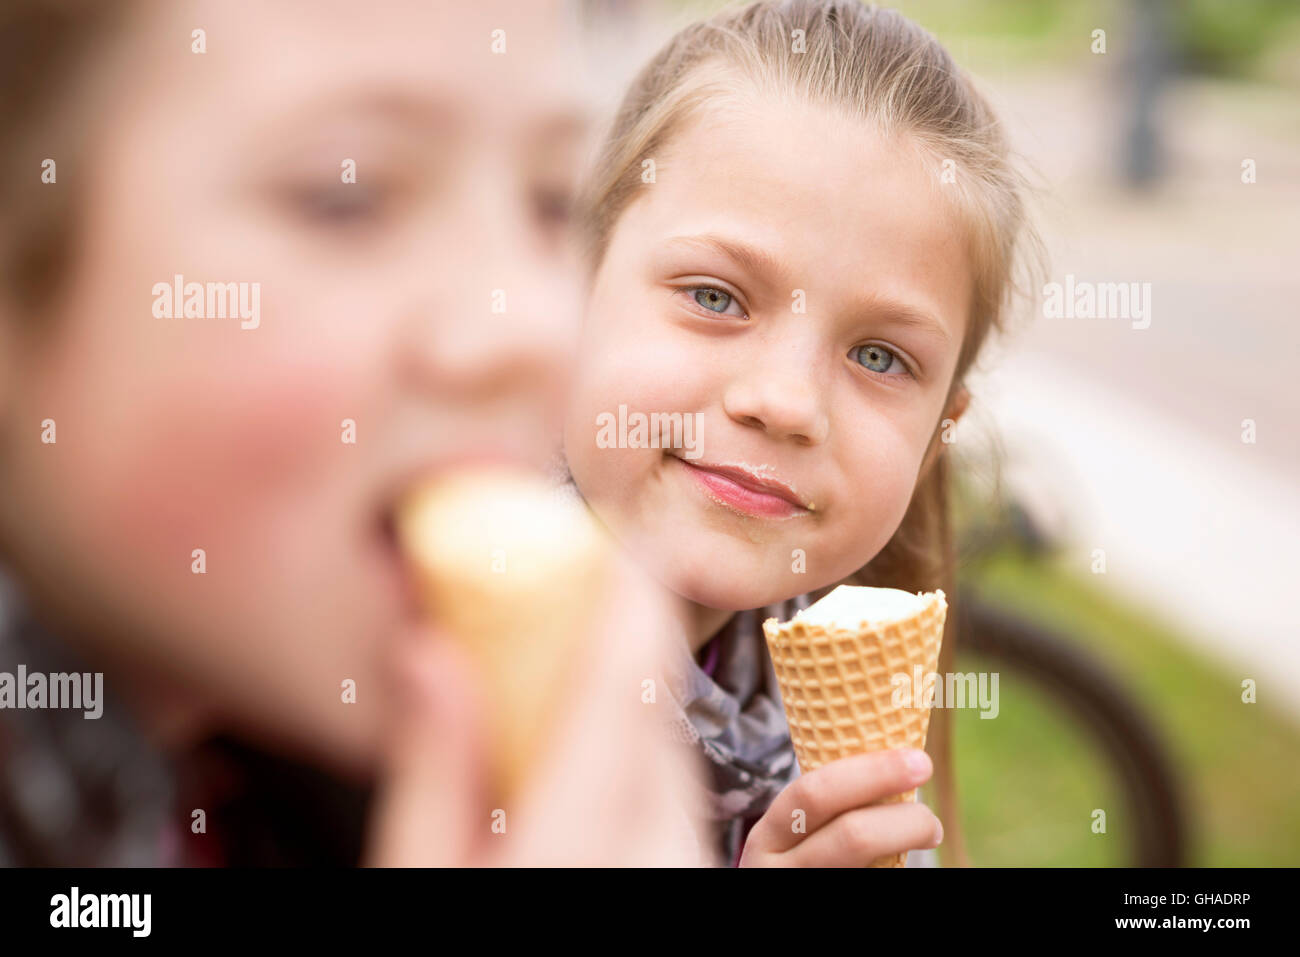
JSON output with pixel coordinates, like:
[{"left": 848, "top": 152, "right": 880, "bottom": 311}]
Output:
[
  {"left": 502, "top": 556, "right": 707, "bottom": 865},
  {"left": 363, "top": 632, "right": 489, "bottom": 867},
  {"left": 785, "top": 801, "right": 943, "bottom": 868},
  {"left": 756, "top": 749, "right": 933, "bottom": 853},
  {"left": 588, "top": 555, "right": 711, "bottom": 863}
]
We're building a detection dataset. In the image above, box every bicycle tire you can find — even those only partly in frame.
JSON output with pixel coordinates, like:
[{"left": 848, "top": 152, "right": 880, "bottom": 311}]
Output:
[{"left": 955, "top": 585, "right": 1188, "bottom": 866}]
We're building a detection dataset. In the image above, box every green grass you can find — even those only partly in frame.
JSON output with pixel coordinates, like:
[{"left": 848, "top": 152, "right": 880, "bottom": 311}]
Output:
[{"left": 948, "top": 549, "right": 1300, "bottom": 866}]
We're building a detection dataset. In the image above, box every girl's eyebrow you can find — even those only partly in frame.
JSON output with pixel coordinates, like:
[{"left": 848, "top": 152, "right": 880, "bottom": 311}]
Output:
[
  {"left": 263, "top": 89, "right": 587, "bottom": 146},
  {"left": 268, "top": 89, "right": 465, "bottom": 130},
  {"left": 853, "top": 297, "right": 954, "bottom": 345},
  {"left": 662, "top": 234, "right": 789, "bottom": 285}
]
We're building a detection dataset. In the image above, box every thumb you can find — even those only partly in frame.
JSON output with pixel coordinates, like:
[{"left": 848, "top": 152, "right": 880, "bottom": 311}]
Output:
[{"left": 364, "top": 631, "right": 489, "bottom": 867}]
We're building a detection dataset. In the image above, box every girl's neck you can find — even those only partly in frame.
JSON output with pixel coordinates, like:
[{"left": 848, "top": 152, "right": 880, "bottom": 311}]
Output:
[
  {"left": 9, "top": 565, "right": 215, "bottom": 755},
  {"left": 111, "top": 663, "right": 216, "bottom": 754},
  {"left": 682, "top": 600, "right": 737, "bottom": 655}
]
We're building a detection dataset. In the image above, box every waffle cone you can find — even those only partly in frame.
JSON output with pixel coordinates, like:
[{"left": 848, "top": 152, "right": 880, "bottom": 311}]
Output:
[
  {"left": 396, "top": 468, "right": 612, "bottom": 801},
  {"left": 763, "top": 590, "right": 947, "bottom": 867}
]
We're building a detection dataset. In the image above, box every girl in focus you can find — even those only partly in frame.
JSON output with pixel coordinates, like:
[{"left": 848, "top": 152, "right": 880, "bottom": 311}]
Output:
[{"left": 564, "top": 0, "right": 1042, "bottom": 866}]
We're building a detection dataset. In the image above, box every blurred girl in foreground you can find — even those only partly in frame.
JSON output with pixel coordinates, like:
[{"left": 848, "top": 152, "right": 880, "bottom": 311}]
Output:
[{"left": 0, "top": 0, "right": 702, "bottom": 866}]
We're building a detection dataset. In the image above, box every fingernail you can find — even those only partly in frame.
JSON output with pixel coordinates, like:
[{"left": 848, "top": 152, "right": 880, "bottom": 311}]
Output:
[
  {"left": 932, "top": 818, "right": 945, "bottom": 846},
  {"left": 903, "top": 749, "right": 931, "bottom": 779}
]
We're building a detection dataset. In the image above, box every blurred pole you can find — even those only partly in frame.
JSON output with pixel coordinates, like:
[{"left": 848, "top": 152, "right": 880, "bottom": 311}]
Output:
[{"left": 1122, "top": 0, "right": 1174, "bottom": 188}]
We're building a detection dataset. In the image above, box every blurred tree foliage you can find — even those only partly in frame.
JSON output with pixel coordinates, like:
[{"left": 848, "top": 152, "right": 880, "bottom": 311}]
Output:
[
  {"left": 1170, "top": 0, "right": 1300, "bottom": 77},
  {"left": 791, "top": 0, "right": 1300, "bottom": 79}
]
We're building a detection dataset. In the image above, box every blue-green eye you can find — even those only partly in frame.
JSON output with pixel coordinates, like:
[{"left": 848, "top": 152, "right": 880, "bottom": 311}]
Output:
[
  {"left": 693, "top": 287, "right": 733, "bottom": 313},
  {"left": 852, "top": 343, "right": 904, "bottom": 375}
]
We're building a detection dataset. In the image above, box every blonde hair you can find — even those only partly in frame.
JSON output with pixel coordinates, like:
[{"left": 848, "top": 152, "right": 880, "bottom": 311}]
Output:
[{"left": 580, "top": 0, "right": 1046, "bottom": 867}]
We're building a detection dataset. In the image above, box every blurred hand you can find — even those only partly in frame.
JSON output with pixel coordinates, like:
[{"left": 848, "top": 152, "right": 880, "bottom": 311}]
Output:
[
  {"left": 738, "top": 750, "right": 943, "bottom": 867},
  {"left": 364, "top": 555, "right": 709, "bottom": 866}
]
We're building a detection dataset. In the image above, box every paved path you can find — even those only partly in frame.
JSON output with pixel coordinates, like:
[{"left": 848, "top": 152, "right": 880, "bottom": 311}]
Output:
[
  {"left": 965, "top": 67, "right": 1300, "bottom": 720},
  {"left": 968, "top": 352, "right": 1300, "bottom": 722}
]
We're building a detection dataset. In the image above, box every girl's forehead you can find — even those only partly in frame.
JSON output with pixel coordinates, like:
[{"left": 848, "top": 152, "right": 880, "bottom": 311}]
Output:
[
  {"left": 609, "top": 92, "right": 972, "bottom": 346},
  {"left": 122, "top": 0, "right": 583, "bottom": 140},
  {"left": 651, "top": 95, "right": 962, "bottom": 248}
]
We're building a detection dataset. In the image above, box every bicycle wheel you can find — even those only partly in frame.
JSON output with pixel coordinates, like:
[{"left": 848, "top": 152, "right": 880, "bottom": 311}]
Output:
[{"left": 955, "top": 585, "right": 1187, "bottom": 866}]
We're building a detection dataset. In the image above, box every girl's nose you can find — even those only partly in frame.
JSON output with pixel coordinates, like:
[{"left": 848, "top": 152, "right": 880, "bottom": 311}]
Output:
[
  {"left": 398, "top": 181, "right": 578, "bottom": 400},
  {"left": 722, "top": 355, "right": 830, "bottom": 445},
  {"left": 400, "top": 273, "right": 577, "bottom": 400}
]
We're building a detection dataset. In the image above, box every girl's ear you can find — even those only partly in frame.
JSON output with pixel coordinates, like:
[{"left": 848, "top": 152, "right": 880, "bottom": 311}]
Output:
[
  {"left": 0, "top": 297, "right": 27, "bottom": 430},
  {"left": 946, "top": 385, "right": 971, "bottom": 427},
  {"left": 0, "top": 308, "right": 12, "bottom": 417},
  {"left": 918, "top": 385, "right": 971, "bottom": 480}
]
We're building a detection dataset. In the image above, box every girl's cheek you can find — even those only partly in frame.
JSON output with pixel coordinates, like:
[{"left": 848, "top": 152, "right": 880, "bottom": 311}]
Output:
[
  {"left": 589, "top": 313, "right": 707, "bottom": 407},
  {"left": 840, "top": 427, "right": 929, "bottom": 549},
  {"left": 41, "top": 290, "right": 379, "bottom": 567},
  {"left": 573, "top": 338, "right": 699, "bottom": 473},
  {"left": 110, "top": 365, "right": 349, "bottom": 550},
  {"left": 36, "top": 130, "right": 401, "bottom": 570}
]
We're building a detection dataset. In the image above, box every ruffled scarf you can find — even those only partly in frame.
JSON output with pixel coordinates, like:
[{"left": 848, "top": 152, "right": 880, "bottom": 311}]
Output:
[{"left": 658, "top": 595, "right": 814, "bottom": 864}]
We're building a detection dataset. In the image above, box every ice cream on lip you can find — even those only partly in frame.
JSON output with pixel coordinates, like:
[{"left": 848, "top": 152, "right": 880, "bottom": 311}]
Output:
[{"left": 673, "top": 456, "right": 817, "bottom": 518}]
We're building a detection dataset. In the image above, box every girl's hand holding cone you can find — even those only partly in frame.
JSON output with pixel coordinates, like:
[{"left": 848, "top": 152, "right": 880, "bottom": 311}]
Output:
[
  {"left": 738, "top": 749, "right": 944, "bottom": 868},
  {"left": 364, "top": 552, "right": 710, "bottom": 867}
]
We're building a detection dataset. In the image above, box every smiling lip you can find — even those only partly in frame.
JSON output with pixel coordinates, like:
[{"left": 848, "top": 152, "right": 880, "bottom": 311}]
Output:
[{"left": 674, "top": 458, "right": 812, "bottom": 519}]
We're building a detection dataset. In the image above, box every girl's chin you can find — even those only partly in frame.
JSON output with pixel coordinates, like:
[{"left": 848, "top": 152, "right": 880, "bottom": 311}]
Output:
[{"left": 660, "top": 570, "right": 794, "bottom": 614}]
